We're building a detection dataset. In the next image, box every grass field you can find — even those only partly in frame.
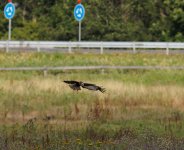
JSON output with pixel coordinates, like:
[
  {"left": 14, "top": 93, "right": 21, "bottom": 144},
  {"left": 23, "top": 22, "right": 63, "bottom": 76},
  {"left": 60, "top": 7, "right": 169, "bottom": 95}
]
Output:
[
  {"left": 0, "top": 52, "right": 184, "bottom": 149},
  {"left": 0, "top": 52, "right": 184, "bottom": 67}
]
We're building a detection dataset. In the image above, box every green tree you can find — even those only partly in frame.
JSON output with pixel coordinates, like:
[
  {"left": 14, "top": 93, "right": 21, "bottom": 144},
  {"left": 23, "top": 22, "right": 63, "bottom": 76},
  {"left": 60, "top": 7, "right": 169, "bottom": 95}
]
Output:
[
  {"left": 0, "top": 0, "right": 183, "bottom": 41},
  {"left": 164, "top": 0, "right": 184, "bottom": 41}
]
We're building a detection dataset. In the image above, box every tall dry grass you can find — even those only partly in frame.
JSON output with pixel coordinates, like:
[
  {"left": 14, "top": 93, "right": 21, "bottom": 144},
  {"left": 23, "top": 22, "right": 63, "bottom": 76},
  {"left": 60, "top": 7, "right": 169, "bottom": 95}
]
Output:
[{"left": 0, "top": 77, "right": 184, "bottom": 124}]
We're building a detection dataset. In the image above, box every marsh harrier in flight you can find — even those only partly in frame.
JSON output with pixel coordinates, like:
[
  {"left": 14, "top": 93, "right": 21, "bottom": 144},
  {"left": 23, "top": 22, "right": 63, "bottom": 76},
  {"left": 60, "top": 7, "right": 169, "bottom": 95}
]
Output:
[{"left": 64, "top": 80, "right": 106, "bottom": 93}]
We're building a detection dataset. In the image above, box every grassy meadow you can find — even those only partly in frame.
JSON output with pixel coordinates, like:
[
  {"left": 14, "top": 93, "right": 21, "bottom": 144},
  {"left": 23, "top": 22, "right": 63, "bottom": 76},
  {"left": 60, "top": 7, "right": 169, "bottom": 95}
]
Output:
[{"left": 0, "top": 52, "right": 184, "bottom": 149}]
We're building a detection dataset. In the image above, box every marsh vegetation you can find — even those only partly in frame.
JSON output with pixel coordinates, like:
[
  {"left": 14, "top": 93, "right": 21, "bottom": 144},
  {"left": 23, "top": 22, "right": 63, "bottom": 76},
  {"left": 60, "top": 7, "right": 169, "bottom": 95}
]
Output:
[{"left": 0, "top": 53, "right": 184, "bottom": 149}]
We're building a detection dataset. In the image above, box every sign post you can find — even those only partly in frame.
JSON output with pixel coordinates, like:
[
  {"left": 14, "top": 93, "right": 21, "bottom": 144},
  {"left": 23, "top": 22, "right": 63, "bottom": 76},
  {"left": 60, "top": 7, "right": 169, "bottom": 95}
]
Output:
[
  {"left": 79, "top": 21, "right": 81, "bottom": 42},
  {"left": 74, "top": 2, "right": 85, "bottom": 42},
  {"left": 4, "top": 1, "right": 15, "bottom": 52}
]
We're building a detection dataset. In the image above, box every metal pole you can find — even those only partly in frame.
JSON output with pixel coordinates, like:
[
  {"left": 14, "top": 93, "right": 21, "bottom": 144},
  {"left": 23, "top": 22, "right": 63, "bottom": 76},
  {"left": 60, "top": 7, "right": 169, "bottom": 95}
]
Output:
[
  {"left": 6, "top": 19, "right": 11, "bottom": 52},
  {"left": 79, "top": 21, "right": 81, "bottom": 42},
  {"left": 68, "top": 41, "right": 72, "bottom": 53},
  {"left": 100, "top": 41, "right": 103, "bottom": 54},
  {"left": 37, "top": 41, "right": 40, "bottom": 52},
  {"left": 133, "top": 41, "right": 136, "bottom": 53},
  {"left": 166, "top": 42, "right": 169, "bottom": 55}
]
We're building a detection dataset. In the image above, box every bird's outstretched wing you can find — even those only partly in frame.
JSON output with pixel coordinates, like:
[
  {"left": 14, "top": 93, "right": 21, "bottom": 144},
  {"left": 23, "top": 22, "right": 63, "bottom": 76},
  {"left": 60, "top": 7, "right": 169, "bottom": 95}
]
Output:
[
  {"left": 82, "top": 83, "right": 106, "bottom": 93},
  {"left": 63, "top": 80, "right": 79, "bottom": 84},
  {"left": 63, "top": 80, "right": 81, "bottom": 91}
]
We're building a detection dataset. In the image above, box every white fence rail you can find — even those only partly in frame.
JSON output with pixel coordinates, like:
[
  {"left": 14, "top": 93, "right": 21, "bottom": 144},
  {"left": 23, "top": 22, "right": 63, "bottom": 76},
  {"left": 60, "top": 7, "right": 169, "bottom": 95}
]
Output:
[
  {"left": 0, "top": 66, "right": 184, "bottom": 71},
  {"left": 0, "top": 41, "right": 184, "bottom": 54},
  {"left": 1, "top": 65, "right": 184, "bottom": 76}
]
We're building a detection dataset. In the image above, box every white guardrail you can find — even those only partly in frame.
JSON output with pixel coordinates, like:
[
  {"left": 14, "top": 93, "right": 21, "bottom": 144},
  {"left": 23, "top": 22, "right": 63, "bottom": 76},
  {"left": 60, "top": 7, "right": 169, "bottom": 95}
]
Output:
[{"left": 0, "top": 41, "right": 184, "bottom": 54}]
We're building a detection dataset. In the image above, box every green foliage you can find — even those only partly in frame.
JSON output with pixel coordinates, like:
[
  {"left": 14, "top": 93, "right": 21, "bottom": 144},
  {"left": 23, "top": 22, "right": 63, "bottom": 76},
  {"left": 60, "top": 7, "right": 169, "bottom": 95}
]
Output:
[{"left": 0, "top": 0, "right": 183, "bottom": 41}]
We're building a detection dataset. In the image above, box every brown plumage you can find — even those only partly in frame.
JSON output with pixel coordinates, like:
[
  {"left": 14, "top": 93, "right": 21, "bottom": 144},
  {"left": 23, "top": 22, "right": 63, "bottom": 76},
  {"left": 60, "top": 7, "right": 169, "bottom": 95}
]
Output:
[
  {"left": 63, "top": 80, "right": 81, "bottom": 91},
  {"left": 64, "top": 80, "right": 106, "bottom": 93}
]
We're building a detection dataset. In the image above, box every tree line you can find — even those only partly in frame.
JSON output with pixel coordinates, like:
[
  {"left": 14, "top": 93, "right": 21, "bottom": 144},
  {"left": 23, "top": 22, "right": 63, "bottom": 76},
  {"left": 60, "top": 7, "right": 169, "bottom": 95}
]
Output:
[{"left": 0, "top": 0, "right": 183, "bottom": 41}]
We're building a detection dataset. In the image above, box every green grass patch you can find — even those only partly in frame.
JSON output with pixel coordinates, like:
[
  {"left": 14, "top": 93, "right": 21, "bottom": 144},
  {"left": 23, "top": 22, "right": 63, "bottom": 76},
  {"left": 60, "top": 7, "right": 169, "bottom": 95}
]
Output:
[{"left": 0, "top": 52, "right": 184, "bottom": 67}]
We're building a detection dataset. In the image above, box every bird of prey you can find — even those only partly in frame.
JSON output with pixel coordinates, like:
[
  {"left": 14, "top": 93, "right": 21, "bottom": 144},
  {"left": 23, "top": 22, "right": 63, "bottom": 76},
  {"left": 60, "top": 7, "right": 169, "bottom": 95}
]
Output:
[
  {"left": 63, "top": 80, "right": 106, "bottom": 93},
  {"left": 63, "top": 80, "right": 81, "bottom": 91}
]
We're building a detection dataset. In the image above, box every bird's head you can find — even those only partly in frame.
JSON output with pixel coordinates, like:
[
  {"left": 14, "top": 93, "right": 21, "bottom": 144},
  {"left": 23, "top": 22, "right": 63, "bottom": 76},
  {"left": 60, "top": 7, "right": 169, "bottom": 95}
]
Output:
[{"left": 79, "top": 81, "right": 84, "bottom": 86}]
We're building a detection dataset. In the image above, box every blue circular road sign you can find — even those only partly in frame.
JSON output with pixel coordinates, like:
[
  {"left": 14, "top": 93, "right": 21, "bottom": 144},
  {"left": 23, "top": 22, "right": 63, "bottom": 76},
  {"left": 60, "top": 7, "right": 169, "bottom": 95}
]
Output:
[
  {"left": 4, "top": 2, "right": 15, "bottom": 19},
  {"left": 74, "top": 4, "right": 85, "bottom": 21}
]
